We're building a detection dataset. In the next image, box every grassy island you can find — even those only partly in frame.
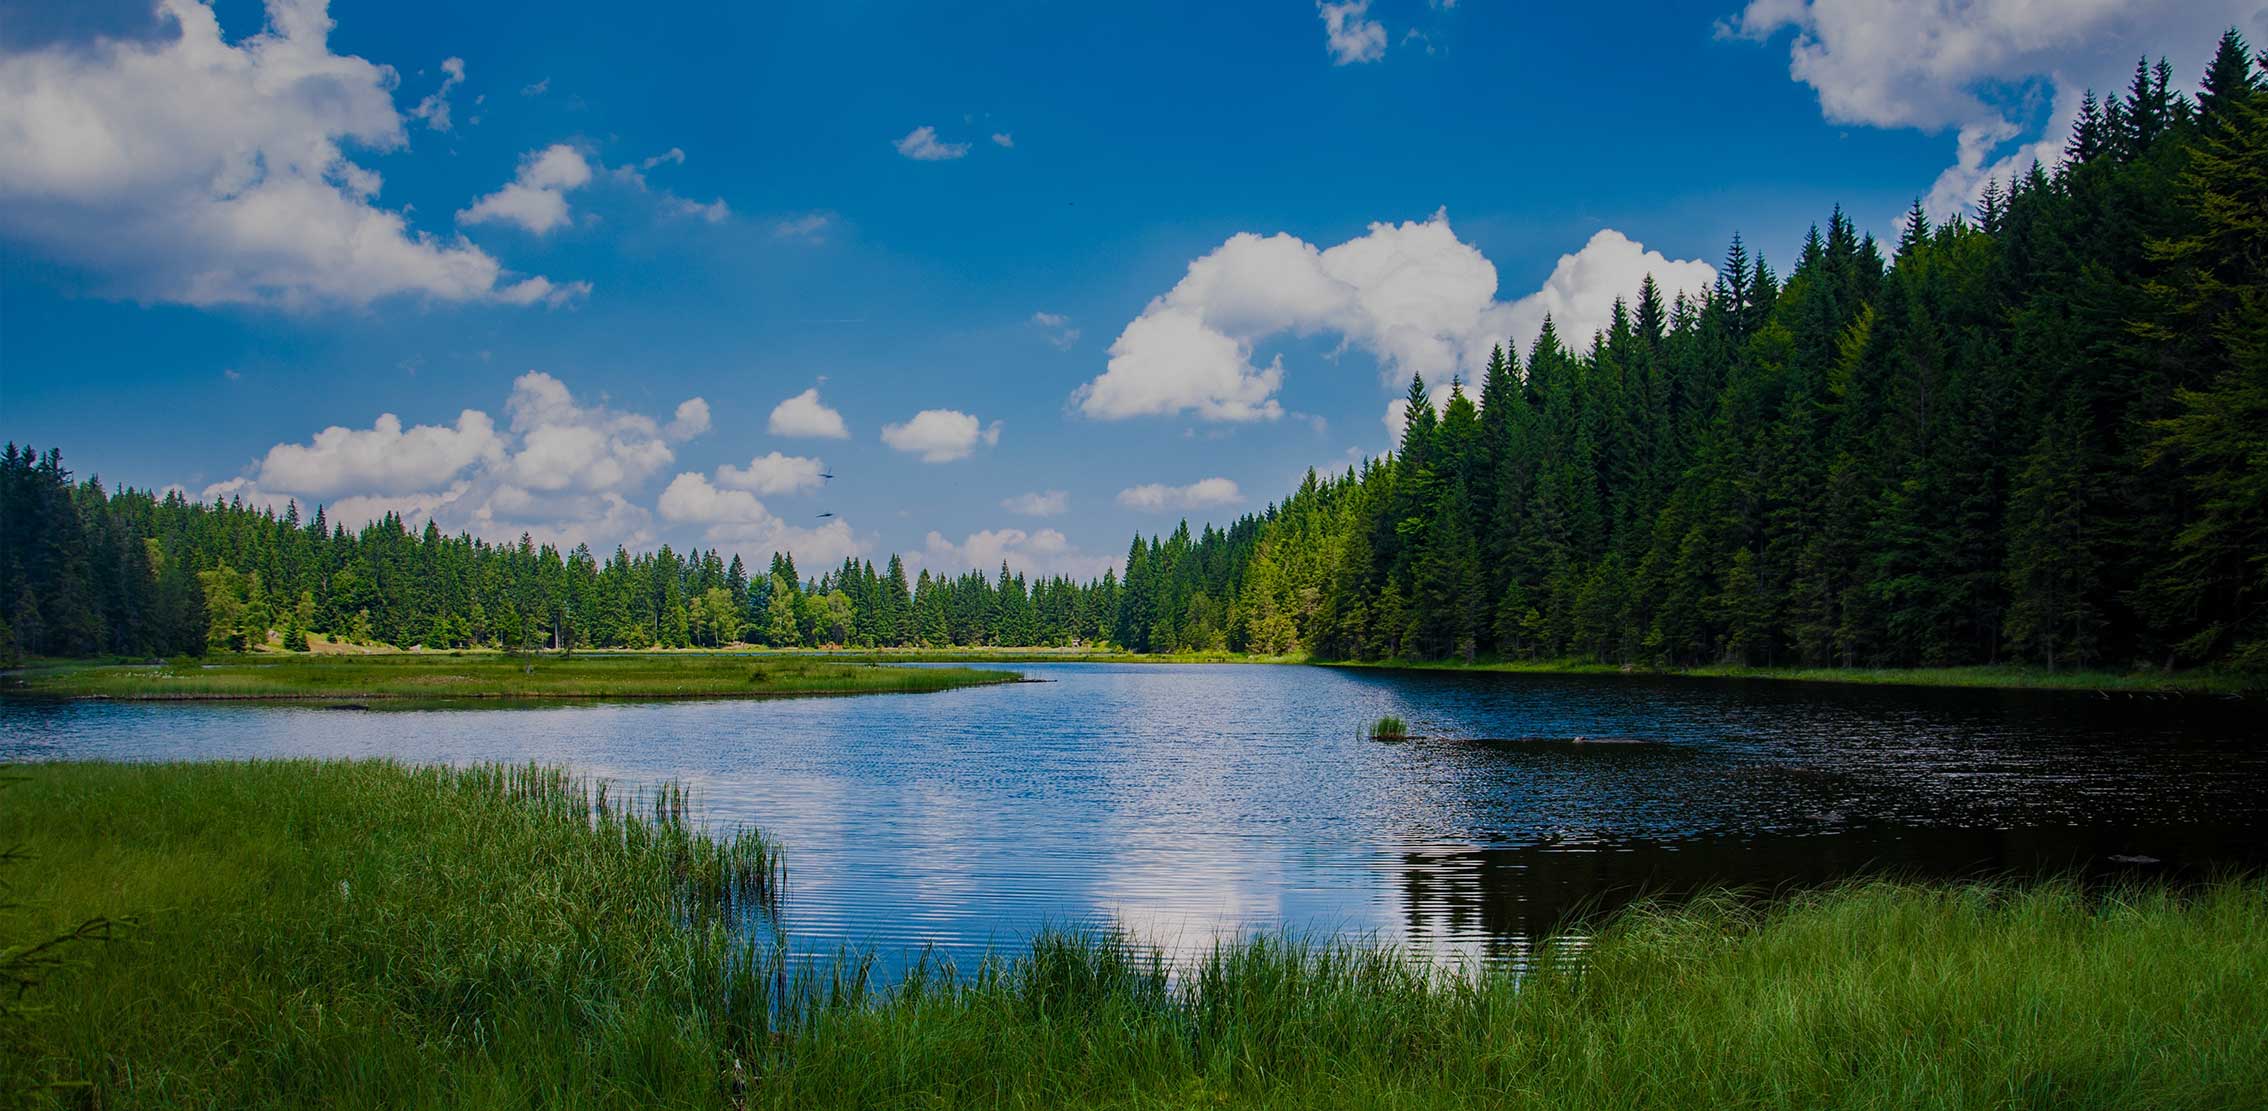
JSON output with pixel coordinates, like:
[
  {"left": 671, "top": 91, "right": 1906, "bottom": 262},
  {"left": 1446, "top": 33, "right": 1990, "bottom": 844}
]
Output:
[
  {"left": 5, "top": 760, "right": 2263, "bottom": 1108},
  {"left": 0, "top": 653, "right": 1020, "bottom": 703}
]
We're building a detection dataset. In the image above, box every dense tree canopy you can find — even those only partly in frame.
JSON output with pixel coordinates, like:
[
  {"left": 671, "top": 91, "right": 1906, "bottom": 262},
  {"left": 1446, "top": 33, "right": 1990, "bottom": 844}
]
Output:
[
  {"left": 4, "top": 32, "right": 2262, "bottom": 673},
  {"left": 0, "top": 450, "right": 1119, "bottom": 658},
  {"left": 1186, "top": 33, "right": 2268, "bottom": 674}
]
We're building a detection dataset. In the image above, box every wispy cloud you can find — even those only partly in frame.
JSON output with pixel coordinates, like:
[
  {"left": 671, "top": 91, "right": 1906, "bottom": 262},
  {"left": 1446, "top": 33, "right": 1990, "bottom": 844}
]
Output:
[
  {"left": 410, "top": 57, "right": 465, "bottom": 132},
  {"left": 895, "top": 125, "right": 970, "bottom": 161},
  {"left": 773, "top": 213, "right": 834, "bottom": 243},
  {"left": 1002, "top": 490, "right": 1069, "bottom": 517},
  {"left": 1118, "top": 478, "right": 1241, "bottom": 512},
  {"left": 1029, "top": 311, "right": 1080, "bottom": 350}
]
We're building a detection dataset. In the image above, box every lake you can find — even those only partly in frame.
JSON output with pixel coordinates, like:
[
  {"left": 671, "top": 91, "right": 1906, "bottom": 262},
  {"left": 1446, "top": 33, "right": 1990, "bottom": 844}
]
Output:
[{"left": 3, "top": 662, "right": 2261, "bottom": 969}]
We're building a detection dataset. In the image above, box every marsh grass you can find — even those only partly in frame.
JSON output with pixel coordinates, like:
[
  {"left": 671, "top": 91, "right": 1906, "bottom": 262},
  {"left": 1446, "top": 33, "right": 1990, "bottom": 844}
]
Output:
[
  {"left": 4, "top": 759, "right": 2265, "bottom": 1109},
  {"left": 1369, "top": 714, "right": 1410, "bottom": 741},
  {"left": 1, "top": 653, "right": 1018, "bottom": 702},
  {"left": 0, "top": 760, "right": 786, "bottom": 1106},
  {"left": 758, "top": 883, "right": 2268, "bottom": 1111}
]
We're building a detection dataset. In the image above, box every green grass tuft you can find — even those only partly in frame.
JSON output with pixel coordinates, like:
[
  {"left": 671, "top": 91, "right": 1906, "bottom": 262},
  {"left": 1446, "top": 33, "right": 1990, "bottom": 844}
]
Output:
[{"left": 1370, "top": 714, "right": 1410, "bottom": 740}]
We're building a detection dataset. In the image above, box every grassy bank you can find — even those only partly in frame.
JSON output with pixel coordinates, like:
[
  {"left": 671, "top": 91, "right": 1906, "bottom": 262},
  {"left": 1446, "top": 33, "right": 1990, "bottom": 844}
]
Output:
[
  {"left": 0, "top": 652, "right": 1020, "bottom": 702},
  {"left": 768, "top": 646, "right": 2257, "bottom": 694},
  {"left": 6, "top": 760, "right": 2265, "bottom": 1108},
  {"left": 823, "top": 646, "right": 1302, "bottom": 665},
  {"left": 1323, "top": 656, "right": 2261, "bottom": 695}
]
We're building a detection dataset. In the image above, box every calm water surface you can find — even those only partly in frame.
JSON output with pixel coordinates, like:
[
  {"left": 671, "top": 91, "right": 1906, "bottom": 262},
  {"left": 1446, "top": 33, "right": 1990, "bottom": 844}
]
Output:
[{"left": 3, "top": 663, "right": 2262, "bottom": 967}]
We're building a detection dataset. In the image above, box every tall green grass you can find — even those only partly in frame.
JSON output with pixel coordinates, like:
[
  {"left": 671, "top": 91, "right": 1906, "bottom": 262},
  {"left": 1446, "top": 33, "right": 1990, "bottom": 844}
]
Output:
[
  {"left": 1, "top": 653, "right": 1018, "bottom": 702},
  {"left": 1369, "top": 714, "right": 1410, "bottom": 740},
  {"left": 4, "top": 760, "right": 2265, "bottom": 1109},
  {"left": 1, "top": 760, "right": 785, "bottom": 1106},
  {"left": 757, "top": 884, "right": 2268, "bottom": 1110}
]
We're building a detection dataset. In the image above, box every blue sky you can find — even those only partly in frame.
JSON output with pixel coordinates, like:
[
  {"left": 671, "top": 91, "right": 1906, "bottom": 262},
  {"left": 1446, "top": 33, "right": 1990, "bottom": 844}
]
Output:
[{"left": 1, "top": 0, "right": 2255, "bottom": 578}]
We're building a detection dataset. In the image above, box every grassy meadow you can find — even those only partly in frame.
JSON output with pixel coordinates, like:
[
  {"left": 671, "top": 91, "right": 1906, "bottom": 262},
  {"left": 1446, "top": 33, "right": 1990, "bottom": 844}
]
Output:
[
  {"left": 0, "top": 652, "right": 1020, "bottom": 702},
  {"left": 4, "top": 759, "right": 2264, "bottom": 1109}
]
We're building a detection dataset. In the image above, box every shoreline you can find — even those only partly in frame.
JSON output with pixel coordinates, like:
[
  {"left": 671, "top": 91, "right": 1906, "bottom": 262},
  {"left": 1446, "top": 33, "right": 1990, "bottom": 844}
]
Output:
[
  {"left": 0, "top": 653, "right": 1021, "bottom": 703},
  {"left": 1312, "top": 656, "right": 2258, "bottom": 696},
  {"left": 817, "top": 647, "right": 2258, "bottom": 696},
  {"left": 6, "top": 647, "right": 2253, "bottom": 699}
]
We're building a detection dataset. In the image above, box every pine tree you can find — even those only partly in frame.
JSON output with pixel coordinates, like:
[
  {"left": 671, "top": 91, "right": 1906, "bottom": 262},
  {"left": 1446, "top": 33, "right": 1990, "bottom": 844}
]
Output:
[{"left": 2005, "top": 402, "right": 2108, "bottom": 670}]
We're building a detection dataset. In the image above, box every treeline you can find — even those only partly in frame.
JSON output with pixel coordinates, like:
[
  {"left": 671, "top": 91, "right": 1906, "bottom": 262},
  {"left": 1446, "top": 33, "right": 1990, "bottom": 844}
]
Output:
[
  {"left": 0, "top": 448, "right": 1121, "bottom": 658},
  {"left": 5, "top": 32, "right": 2262, "bottom": 672},
  {"left": 1129, "top": 32, "right": 2268, "bottom": 673}
]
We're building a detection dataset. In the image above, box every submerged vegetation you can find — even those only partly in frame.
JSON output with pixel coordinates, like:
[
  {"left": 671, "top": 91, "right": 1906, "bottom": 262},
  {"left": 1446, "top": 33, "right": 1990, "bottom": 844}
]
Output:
[
  {"left": 0, "top": 653, "right": 1017, "bottom": 702},
  {"left": 5, "top": 759, "right": 2265, "bottom": 1108}
]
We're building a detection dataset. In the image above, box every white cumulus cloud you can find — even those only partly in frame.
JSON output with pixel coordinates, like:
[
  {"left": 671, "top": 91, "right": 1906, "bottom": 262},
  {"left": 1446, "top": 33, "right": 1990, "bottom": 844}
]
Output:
[
  {"left": 1721, "top": 0, "right": 2266, "bottom": 217},
  {"left": 1318, "top": 1, "right": 1388, "bottom": 64},
  {"left": 458, "top": 144, "right": 593, "bottom": 235},
  {"left": 894, "top": 125, "right": 970, "bottom": 161},
  {"left": 659, "top": 473, "right": 864, "bottom": 565},
  {"left": 200, "top": 372, "right": 710, "bottom": 553},
  {"left": 1504, "top": 229, "right": 1717, "bottom": 354},
  {"left": 250, "top": 410, "right": 504, "bottom": 498},
  {"left": 0, "top": 0, "right": 574, "bottom": 307},
  {"left": 1076, "top": 212, "right": 1712, "bottom": 422},
  {"left": 717, "top": 451, "right": 826, "bottom": 495},
  {"left": 499, "top": 371, "right": 684, "bottom": 494},
  {"left": 768, "top": 386, "right": 850, "bottom": 439},
  {"left": 658, "top": 472, "right": 767, "bottom": 524},
  {"left": 1117, "top": 478, "right": 1242, "bottom": 512},
  {"left": 881, "top": 409, "right": 1000, "bottom": 463},
  {"left": 666, "top": 398, "right": 711, "bottom": 440}
]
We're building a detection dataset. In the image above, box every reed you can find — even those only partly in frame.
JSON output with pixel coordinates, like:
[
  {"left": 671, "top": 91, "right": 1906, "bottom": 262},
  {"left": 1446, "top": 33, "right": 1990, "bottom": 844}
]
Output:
[
  {"left": 751, "top": 882, "right": 2268, "bottom": 1110},
  {"left": 0, "top": 760, "right": 784, "bottom": 1105},
  {"left": 1369, "top": 714, "right": 1410, "bottom": 740}
]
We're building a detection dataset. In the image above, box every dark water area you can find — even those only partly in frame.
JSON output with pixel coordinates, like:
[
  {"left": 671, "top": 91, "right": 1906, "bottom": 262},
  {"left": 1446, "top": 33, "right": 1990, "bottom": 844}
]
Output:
[{"left": 3, "top": 663, "right": 2261, "bottom": 968}]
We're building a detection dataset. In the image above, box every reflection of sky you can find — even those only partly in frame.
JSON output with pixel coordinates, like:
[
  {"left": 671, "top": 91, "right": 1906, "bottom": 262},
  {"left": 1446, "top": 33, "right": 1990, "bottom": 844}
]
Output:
[
  {"left": 1091, "top": 832, "right": 1284, "bottom": 963},
  {"left": 5, "top": 664, "right": 2265, "bottom": 976}
]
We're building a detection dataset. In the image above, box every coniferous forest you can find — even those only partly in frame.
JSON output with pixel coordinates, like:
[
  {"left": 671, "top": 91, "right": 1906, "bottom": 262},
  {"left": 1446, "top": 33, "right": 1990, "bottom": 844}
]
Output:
[{"left": 4, "top": 32, "right": 2264, "bottom": 674}]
